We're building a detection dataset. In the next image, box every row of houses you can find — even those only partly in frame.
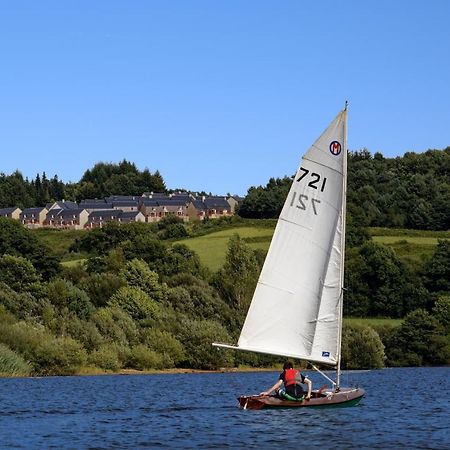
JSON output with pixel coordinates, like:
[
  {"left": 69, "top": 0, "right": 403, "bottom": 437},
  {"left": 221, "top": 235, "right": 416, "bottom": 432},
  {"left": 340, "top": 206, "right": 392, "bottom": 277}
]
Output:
[{"left": 0, "top": 193, "right": 243, "bottom": 229}]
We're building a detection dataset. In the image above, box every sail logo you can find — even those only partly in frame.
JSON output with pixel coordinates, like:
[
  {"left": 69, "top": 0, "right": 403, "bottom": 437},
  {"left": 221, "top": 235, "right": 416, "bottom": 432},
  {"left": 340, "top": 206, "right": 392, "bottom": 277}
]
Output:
[
  {"left": 329, "top": 141, "right": 342, "bottom": 156},
  {"left": 322, "top": 351, "right": 330, "bottom": 357}
]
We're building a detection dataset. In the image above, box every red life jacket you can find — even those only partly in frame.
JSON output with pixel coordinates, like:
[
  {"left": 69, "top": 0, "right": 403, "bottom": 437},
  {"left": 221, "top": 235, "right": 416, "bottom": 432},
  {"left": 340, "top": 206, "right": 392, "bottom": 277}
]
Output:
[{"left": 284, "top": 368, "right": 302, "bottom": 387}]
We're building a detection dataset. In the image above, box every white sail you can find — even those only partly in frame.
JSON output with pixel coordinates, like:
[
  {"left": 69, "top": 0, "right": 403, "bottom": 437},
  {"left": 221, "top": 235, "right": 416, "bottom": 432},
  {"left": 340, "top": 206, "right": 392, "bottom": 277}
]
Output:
[{"left": 221, "top": 109, "right": 347, "bottom": 366}]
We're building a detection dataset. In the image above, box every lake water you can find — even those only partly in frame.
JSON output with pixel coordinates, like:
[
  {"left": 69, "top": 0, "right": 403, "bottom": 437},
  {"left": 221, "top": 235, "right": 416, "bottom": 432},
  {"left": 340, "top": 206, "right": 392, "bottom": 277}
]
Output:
[{"left": 0, "top": 367, "right": 449, "bottom": 449}]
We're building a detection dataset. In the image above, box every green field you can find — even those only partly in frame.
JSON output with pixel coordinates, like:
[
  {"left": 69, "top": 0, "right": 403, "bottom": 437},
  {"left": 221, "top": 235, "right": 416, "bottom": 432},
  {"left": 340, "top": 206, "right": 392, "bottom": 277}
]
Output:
[
  {"left": 60, "top": 258, "right": 87, "bottom": 267},
  {"left": 176, "top": 226, "right": 274, "bottom": 272},
  {"left": 369, "top": 227, "right": 449, "bottom": 271},
  {"left": 34, "top": 228, "right": 87, "bottom": 262},
  {"left": 177, "top": 225, "right": 448, "bottom": 272},
  {"left": 32, "top": 223, "right": 448, "bottom": 272},
  {"left": 344, "top": 317, "right": 402, "bottom": 328}
]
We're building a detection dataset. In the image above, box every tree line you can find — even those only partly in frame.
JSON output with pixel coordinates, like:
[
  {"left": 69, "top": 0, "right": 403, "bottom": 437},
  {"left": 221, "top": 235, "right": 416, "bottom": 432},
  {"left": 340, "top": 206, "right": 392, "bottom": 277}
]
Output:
[
  {"left": 0, "top": 215, "right": 449, "bottom": 376},
  {"left": 2, "top": 149, "right": 449, "bottom": 231},
  {"left": 0, "top": 160, "right": 166, "bottom": 208},
  {"left": 238, "top": 147, "right": 450, "bottom": 231}
]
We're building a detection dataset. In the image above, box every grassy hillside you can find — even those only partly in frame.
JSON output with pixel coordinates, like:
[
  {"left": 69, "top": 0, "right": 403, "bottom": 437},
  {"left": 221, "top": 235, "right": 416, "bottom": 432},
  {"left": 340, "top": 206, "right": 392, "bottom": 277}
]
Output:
[
  {"left": 177, "top": 225, "right": 448, "bottom": 272},
  {"left": 344, "top": 317, "right": 402, "bottom": 328},
  {"left": 176, "top": 226, "right": 274, "bottom": 272},
  {"left": 370, "top": 227, "right": 450, "bottom": 271},
  {"left": 32, "top": 223, "right": 449, "bottom": 272},
  {"left": 34, "top": 228, "right": 87, "bottom": 262}
]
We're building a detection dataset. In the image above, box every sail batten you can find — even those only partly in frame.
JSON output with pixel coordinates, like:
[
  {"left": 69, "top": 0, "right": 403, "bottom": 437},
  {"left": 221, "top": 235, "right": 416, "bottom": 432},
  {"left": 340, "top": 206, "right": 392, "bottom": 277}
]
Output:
[{"left": 233, "top": 109, "right": 347, "bottom": 366}]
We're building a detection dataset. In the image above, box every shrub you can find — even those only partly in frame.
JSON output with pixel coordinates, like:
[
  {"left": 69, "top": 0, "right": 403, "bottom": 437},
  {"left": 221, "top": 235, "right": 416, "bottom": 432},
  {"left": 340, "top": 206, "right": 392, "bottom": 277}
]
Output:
[
  {"left": 127, "top": 345, "right": 164, "bottom": 370},
  {"left": 46, "top": 279, "right": 94, "bottom": 319},
  {"left": 64, "top": 316, "right": 104, "bottom": 351},
  {"left": 120, "top": 259, "right": 167, "bottom": 302},
  {"left": 432, "top": 296, "right": 450, "bottom": 332},
  {"left": 385, "top": 309, "right": 450, "bottom": 366},
  {"left": 158, "top": 223, "right": 188, "bottom": 240},
  {"left": 213, "top": 235, "right": 259, "bottom": 310},
  {"left": 140, "top": 328, "right": 185, "bottom": 367},
  {"left": 341, "top": 324, "right": 385, "bottom": 369},
  {"left": 0, "top": 255, "right": 41, "bottom": 292},
  {"left": 91, "top": 307, "right": 139, "bottom": 346},
  {"left": 0, "top": 343, "right": 32, "bottom": 376},
  {"left": 79, "top": 272, "right": 125, "bottom": 307},
  {"left": 423, "top": 240, "right": 450, "bottom": 293},
  {"left": 0, "top": 321, "right": 52, "bottom": 363},
  {"left": 177, "top": 319, "right": 234, "bottom": 369},
  {"left": 0, "top": 282, "right": 44, "bottom": 319},
  {"left": 108, "top": 286, "right": 160, "bottom": 321},
  {"left": 34, "top": 336, "right": 87, "bottom": 375},
  {"left": 88, "top": 345, "right": 121, "bottom": 371}
]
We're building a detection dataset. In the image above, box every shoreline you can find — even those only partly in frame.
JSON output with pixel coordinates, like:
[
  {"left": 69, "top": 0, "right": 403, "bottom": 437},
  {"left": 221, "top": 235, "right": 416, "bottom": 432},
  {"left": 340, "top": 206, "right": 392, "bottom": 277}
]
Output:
[
  {"left": 0, "top": 367, "right": 283, "bottom": 379},
  {"left": 1, "top": 366, "right": 378, "bottom": 379}
]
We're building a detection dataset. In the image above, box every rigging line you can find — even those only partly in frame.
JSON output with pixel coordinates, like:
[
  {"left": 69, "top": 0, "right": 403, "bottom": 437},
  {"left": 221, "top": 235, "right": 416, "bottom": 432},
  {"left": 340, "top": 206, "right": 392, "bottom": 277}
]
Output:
[{"left": 309, "top": 362, "right": 336, "bottom": 386}]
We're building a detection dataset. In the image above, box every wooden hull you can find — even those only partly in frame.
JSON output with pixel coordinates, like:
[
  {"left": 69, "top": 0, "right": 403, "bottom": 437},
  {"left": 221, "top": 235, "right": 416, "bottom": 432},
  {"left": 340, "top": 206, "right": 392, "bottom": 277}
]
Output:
[{"left": 238, "top": 387, "right": 365, "bottom": 410}]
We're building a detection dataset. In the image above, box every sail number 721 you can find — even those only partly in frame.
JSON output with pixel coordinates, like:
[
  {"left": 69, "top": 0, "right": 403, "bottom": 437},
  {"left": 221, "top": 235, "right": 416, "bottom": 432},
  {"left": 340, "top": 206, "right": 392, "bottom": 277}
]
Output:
[
  {"left": 296, "top": 167, "right": 327, "bottom": 191},
  {"left": 290, "top": 192, "right": 320, "bottom": 215},
  {"left": 290, "top": 167, "right": 327, "bottom": 215}
]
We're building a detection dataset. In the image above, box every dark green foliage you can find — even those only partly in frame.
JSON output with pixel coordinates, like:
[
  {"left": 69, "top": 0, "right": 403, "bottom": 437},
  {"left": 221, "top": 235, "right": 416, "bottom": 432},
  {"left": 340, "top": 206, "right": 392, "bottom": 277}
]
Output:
[
  {"left": 79, "top": 160, "right": 166, "bottom": 199},
  {"left": 432, "top": 296, "right": 450, "bottom": 332},
  {"left": 238, "top": 177, "right": 292, "bottom": 219},
  {"left": 0, "top": 283, "right": 47, "bottom": 320},
  {"left": 45, "top": 279, "right": 94, "bottom": 319},
  {"left": 122, "top": 237, "right": 202, "bottom": 278},
  {"left": 86, "top": 249, "right": 127, "bottom": 275},
  {"left": 423, "top": 239, "right": 450, "bottom": 293},
  {"left": 156, "top": 216, "right": 188, "bottom": 239},
  {"left": 341, "top": 324, "right": 385, "bottom": 369},
  {"left": 385, "top": 309, "right": 450, "bottom": 366},
  {"left": 345, "top": 242, "right": 429, "bottom": 317},
  {"left": 78, "top": 272, "right": 126, "bottom": 307},
  {"left": 238, "top": 148, "right": 450, "bottom": 231},
  {"left": 158, "top": 223, "right": 188, "bottom": 239},
  {"left": 0, "top": 171, "right": 64, "bottom": 209},
  {"left": 0, "top": 218, "right": 60, "bottom": 279},
  {"left": 76, "top": 222, "right": 157, "bottom": 256},
  {"left": 0, "top": 255, "right": 41, "bottom": 294},
  {"left": 346, "top": 213, "right": 371, "bottom": 248},
  {"left": 212, "top": 235, "right": 259, "bottom": 311},
  {"left": 347, "top": 148, "right": 450, "bottom": 230}
]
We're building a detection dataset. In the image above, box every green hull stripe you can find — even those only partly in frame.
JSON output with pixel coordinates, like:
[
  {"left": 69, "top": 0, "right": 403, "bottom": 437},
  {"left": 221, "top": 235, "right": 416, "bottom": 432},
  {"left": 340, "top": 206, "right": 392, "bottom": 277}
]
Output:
[{"left": 264, "top": 396, "right": 363, "bottom": 409}]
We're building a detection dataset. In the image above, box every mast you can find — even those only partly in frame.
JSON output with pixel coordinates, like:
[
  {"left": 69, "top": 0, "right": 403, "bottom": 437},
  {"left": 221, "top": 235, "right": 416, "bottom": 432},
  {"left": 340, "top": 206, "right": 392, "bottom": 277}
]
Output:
[{"left": 335, "top": 101, "right": 348, "bottom": 391}]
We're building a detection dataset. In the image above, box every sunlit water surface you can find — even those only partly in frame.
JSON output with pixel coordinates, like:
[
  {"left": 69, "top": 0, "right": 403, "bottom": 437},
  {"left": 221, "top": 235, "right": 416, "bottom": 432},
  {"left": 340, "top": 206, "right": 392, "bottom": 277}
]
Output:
[{"left": 0, "top": 367, "right": 449, "bottom": 449}]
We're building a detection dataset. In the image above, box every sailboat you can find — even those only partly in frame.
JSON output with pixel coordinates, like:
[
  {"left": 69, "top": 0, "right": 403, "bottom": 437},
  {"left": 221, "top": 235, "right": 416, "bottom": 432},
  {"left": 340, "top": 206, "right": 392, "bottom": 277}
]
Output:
[{"left": 213, "top": 104, "right": 365, "bottom": 409}]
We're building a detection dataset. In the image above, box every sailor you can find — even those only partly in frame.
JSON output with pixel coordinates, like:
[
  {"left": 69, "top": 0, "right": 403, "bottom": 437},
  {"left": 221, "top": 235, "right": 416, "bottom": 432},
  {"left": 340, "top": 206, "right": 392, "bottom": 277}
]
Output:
[{"left": 260, "top": 360, "right": 312, "bottom": 400}]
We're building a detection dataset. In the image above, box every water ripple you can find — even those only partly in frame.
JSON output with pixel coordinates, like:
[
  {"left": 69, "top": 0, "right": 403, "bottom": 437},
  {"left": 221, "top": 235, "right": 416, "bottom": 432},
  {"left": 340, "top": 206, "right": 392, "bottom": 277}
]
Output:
[{"left": 0, "top": 367, "right": 449, "bottom": 449}]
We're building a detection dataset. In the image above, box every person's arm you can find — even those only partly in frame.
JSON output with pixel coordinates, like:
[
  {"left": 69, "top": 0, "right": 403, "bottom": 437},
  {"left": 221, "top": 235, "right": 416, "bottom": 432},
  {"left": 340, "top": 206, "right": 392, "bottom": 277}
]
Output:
[
  {"left": 260, "top": 379, "right": 283, "bottom": 396},
  {"left": 304, "top": 378, "right": 312, "bottom": 400}
]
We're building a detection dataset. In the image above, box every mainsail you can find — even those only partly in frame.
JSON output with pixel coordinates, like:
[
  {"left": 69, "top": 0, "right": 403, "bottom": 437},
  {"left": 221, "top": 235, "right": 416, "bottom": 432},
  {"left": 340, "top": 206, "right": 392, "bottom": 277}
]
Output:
[{"left": 215, "top": 108, "right": 347, "bottom": 366}]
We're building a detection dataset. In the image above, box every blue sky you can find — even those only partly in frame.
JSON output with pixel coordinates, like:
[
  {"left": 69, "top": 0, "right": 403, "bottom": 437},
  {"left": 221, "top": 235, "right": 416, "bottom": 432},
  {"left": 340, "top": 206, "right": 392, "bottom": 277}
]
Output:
[{"left": 1, "top": 1, "right": 449, "bottom": 195}]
